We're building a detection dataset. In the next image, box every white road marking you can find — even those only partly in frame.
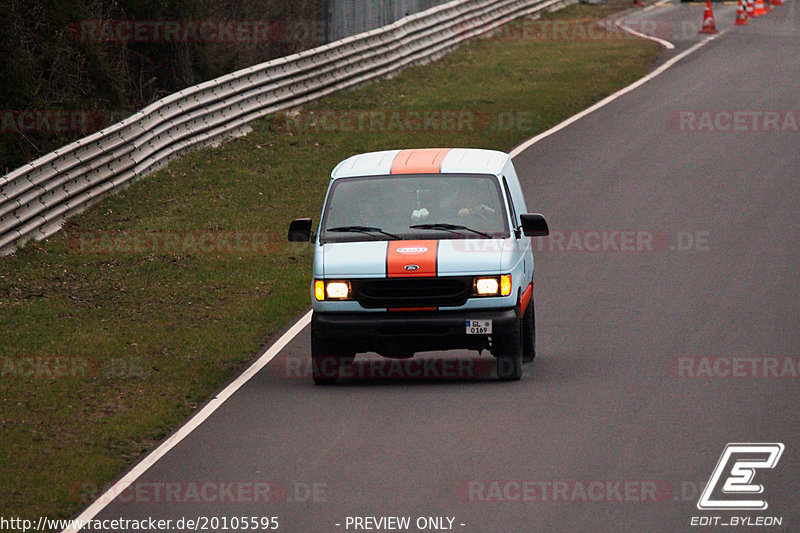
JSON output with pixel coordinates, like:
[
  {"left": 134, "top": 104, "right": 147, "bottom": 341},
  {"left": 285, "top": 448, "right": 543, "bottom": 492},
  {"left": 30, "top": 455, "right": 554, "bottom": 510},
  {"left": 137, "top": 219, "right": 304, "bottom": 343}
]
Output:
[
  {"left": 62, "top": 310, "right": 313, "bottom": 532},
  {"left": 509, "top": 33, "right": 724, "bottom": 158},
  {"left": 615, "top": 18, "right": 676, "bottom": 48}
]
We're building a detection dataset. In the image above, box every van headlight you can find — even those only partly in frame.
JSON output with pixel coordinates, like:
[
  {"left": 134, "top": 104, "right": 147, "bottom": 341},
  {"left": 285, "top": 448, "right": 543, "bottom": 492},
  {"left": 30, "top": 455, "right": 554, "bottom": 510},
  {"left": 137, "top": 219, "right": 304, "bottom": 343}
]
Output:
[
  {"left": 475, "top": 277, "right": 499, "bottom": 296},
  {"left": 473, "top": 275, "right": 512, "bottom": 297},
  {"left": 314, "top": 280, "right": 351, "bottom": 301}
]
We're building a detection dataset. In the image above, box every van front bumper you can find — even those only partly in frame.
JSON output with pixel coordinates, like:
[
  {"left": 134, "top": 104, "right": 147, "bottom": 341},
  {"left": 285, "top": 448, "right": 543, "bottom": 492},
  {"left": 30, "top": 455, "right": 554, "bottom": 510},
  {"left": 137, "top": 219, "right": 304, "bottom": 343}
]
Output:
[{"left": 312, "top": 308, "right": 519, "bottom": 356}]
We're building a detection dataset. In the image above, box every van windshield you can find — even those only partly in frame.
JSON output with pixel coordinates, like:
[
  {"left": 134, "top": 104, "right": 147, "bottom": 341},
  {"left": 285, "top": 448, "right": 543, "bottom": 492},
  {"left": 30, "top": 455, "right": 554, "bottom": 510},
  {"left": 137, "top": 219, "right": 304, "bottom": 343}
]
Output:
[{"left": 319, "top": 174, "right": 509, "bottom": 243}]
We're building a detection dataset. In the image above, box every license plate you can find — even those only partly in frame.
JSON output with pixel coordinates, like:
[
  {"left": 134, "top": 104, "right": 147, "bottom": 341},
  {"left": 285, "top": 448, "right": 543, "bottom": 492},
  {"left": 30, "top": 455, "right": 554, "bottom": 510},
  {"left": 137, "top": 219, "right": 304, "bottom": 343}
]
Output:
[{"left": 466, "top": 320, "right": 492, "bottom": 334}]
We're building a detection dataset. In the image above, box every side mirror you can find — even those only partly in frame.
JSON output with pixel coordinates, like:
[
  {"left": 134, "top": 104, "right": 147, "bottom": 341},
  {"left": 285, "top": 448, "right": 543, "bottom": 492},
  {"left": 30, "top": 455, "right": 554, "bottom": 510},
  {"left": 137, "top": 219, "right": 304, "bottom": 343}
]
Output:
[
  {"left": 288, "top": 218, "right": 313, "bottom": 242},
  {"left": 520, "top": 213, "right": 549, "bottom": 237}
]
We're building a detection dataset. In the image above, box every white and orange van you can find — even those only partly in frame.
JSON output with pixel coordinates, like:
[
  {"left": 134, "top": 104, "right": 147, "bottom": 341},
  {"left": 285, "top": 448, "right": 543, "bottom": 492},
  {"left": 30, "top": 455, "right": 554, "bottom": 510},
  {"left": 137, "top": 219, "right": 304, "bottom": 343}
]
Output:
[{"left": 288, "top": 148, "right": 549, "bottom": 383}]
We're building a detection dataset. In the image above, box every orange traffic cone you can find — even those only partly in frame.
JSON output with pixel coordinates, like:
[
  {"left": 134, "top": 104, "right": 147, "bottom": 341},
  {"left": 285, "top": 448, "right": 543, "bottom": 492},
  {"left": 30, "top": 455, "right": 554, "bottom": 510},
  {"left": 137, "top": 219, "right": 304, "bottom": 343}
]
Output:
[
  {"left": 764, "top": 0, "right": 772, "bottom": 11},
  {"left": 746, "top": 0, "right": 755, "bottom": 16},
  {"left": 735, "top": 0, "right": 749, "bottom": 24},
  {"left": 753, "top": 0, "right": 767, "bottom": 16},
  {"left": 700, "top": 0, "right": 719, "bottom": 33},
  {"left": 771, "top": 0, "right": 783, "bottom": 6}
]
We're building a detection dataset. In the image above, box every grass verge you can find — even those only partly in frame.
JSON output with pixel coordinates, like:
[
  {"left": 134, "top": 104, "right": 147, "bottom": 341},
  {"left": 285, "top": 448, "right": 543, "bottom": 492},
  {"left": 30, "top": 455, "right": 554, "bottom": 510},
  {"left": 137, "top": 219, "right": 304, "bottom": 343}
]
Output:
[{"left": 0, "top": 0, "right": 660, "bottom": 522}]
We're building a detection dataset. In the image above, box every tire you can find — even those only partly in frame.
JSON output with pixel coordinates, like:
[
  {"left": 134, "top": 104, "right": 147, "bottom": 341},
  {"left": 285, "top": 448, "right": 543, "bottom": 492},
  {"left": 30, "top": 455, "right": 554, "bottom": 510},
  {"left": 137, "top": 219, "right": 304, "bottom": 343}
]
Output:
[
  {"left": 495, "top": 311, "right": 523, "bottom": 381},
  {"left": 522, "top": 298, "right": 536, "bottom": 363},
  {"left": 311, "top": 321, "right": 352, "bottom": 385}
]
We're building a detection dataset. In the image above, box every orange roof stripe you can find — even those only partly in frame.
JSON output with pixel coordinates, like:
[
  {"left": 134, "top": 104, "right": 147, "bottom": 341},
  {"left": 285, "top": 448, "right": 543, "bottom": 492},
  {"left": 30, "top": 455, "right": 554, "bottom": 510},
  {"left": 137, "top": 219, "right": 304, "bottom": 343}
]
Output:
[{"left": 390, "top": 148, "right": 451, "bottom": 174}]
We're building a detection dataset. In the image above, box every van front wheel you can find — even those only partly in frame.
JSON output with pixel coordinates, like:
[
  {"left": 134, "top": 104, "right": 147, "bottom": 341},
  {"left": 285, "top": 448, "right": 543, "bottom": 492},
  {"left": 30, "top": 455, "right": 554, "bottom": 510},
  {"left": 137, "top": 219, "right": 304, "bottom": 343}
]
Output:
[
  {"left": 495, "top": 313, "right": 523, "bottom": 381},
  {"left": 522, "top": 298, "right": 535, "bottom": 363},
  {"left": 311, "top": 323, "right": 351, "bottom": 385}
]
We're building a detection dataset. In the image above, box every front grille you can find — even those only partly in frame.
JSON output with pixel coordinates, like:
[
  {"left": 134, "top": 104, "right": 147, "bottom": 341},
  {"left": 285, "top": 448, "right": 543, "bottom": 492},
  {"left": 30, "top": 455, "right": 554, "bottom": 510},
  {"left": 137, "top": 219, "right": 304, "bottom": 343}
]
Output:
[{"left": 351, "top": 277, "right": 472, "bottom": 308}]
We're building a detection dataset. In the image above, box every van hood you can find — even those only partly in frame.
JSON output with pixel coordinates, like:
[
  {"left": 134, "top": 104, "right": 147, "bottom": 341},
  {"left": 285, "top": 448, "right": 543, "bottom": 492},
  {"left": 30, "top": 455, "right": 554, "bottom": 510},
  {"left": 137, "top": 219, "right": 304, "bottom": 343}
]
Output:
[{"left": 321, "top": 239, "right": 506, "bottom": 277}]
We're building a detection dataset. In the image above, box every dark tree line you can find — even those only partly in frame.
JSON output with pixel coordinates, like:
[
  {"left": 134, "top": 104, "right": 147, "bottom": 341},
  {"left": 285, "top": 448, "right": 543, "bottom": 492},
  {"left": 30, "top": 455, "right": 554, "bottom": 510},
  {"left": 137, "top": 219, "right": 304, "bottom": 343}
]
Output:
[{"left": 0, "top": 0, "right": 323, "bottom": 172}]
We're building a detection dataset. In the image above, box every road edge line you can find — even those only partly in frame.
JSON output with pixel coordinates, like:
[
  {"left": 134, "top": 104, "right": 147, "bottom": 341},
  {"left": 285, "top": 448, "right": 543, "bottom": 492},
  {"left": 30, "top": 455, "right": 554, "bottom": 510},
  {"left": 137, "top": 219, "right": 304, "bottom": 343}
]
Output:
[{"left": 614, "top": 18, "right": 676, "bottom": 49}]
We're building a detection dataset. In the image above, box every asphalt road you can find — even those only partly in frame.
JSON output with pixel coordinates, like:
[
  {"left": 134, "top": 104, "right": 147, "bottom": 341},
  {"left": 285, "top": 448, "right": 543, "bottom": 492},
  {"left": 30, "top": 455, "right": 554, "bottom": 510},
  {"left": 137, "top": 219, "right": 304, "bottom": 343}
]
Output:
[
  {"left": 616, "top": 0, "right": 739, "bottom": 53},
  {"left": 78, "top": 3, "right": 799, "bottom": 532}
]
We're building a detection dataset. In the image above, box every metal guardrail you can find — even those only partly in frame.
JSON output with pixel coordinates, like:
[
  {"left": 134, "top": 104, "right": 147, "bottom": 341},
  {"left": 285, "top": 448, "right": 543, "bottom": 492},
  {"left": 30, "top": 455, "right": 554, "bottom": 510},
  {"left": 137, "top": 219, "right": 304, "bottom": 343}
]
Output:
[{"left": 0, "top": 0, "right": 574, "bottom": 256}]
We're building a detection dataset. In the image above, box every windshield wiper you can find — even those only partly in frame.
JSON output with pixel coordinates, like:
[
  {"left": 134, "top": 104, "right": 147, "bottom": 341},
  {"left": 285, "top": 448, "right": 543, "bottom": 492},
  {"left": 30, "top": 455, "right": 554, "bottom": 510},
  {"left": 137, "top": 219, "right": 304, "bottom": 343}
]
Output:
[
  {"left": 409, "top": 223, "right": 492, "bottom": 239},
  {"left": 327, "top": 225, "right": 401, "bottom": 240}
]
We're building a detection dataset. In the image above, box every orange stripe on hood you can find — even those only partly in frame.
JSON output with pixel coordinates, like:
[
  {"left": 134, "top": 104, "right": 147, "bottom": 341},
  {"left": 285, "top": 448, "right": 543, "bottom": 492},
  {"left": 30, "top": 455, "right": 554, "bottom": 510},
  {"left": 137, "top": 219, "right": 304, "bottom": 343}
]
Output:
[
  {"left": 387, "top": 240, "right": 438, "bottom": 278},
  {"left": 391, "top": 148, "right": 450, "bottom": 174}
]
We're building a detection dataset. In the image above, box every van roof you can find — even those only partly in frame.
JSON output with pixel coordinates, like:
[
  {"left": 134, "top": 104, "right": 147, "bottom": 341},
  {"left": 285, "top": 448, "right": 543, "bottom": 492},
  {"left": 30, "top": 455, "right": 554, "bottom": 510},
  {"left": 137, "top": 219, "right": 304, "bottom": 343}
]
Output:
[{"left": 331, "top": 148, "right": 510, "bottom": 179}]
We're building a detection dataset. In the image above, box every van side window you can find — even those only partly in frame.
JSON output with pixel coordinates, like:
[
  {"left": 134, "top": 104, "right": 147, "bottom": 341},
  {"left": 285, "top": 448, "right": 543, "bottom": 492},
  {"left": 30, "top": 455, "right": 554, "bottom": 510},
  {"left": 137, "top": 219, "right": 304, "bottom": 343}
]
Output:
[{"left": 502, "top": 177, "right": 518, "bottom": 229}]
